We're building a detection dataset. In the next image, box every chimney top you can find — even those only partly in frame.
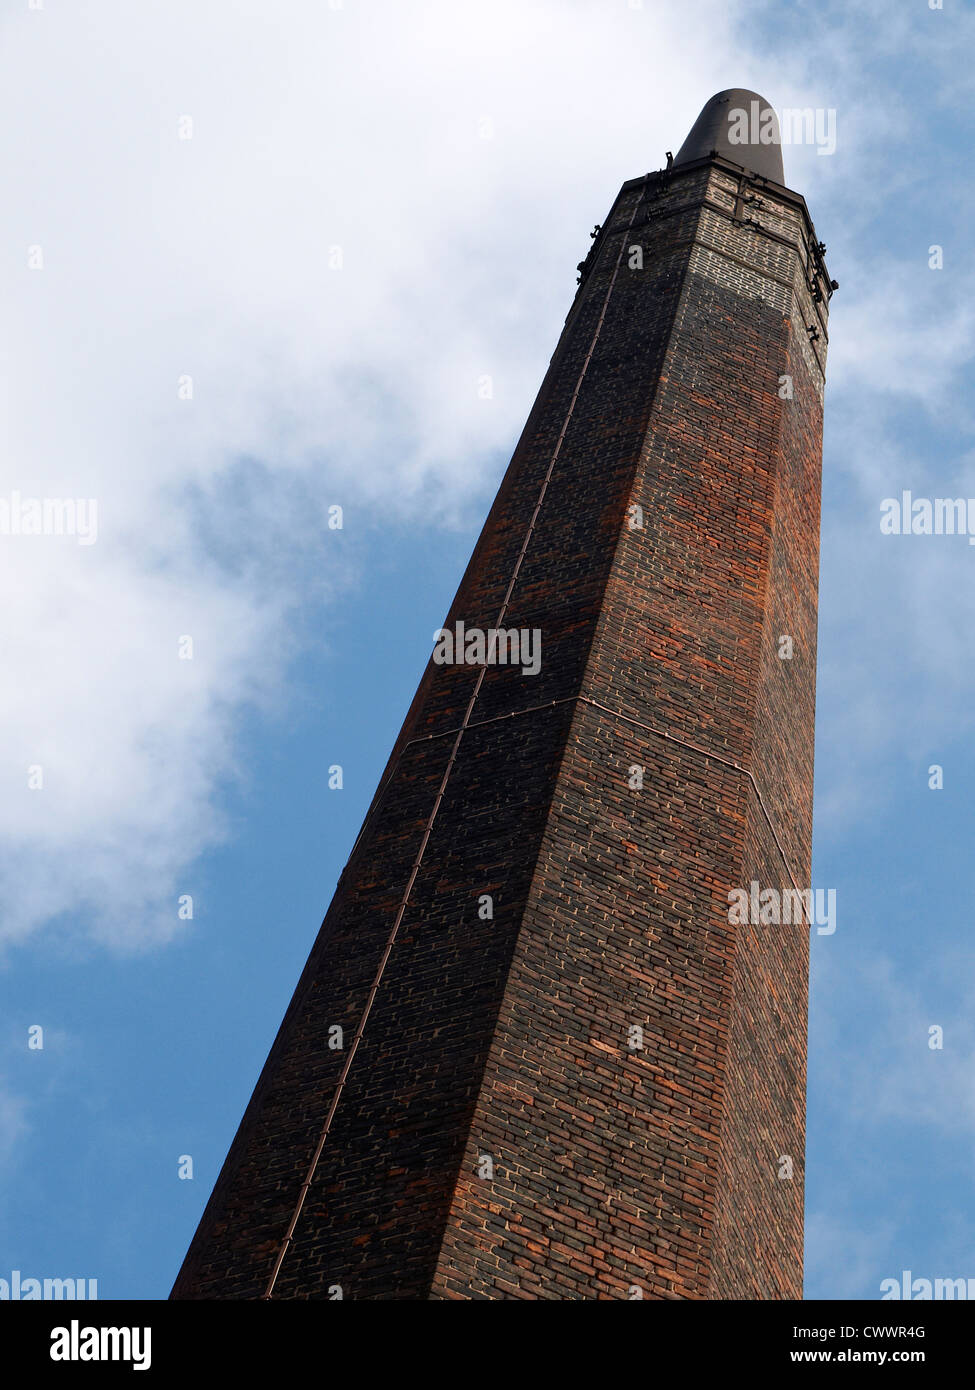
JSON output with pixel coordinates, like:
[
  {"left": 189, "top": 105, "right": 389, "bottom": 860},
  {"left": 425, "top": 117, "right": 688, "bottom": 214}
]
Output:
[{"left": 673, "top": 89, "right": 784, "bottom": 185}]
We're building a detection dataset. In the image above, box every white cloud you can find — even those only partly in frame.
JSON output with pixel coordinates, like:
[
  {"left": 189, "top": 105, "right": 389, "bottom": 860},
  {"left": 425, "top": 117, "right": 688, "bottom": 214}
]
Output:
[
  {"left": 805, "top": 941, "right": 975, "bottom": 1291},
  {"left": 0, "top": 1079, "right": 30, "bottom": 1165},
  {"left": 0, "top": 0, "right": 759, "bottom": 948},
  {"left": 811, "top": 944, "right": 975, "bottom": 1144}
]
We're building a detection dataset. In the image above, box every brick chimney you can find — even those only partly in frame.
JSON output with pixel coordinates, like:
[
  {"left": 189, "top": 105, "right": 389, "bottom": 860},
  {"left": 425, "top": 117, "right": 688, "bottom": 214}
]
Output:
[{"left": 173, "top": 91, "right": 833, "bottom": 1301}]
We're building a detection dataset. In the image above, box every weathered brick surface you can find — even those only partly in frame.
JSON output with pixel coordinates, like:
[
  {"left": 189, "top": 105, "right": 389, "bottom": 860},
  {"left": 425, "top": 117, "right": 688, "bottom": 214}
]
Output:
[{"left": 172, "top": 155, "right": 830, "bottom": 1300}]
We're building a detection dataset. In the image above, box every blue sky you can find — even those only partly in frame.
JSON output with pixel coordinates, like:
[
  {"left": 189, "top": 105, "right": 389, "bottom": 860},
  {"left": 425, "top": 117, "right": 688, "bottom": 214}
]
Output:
[{"left": 2, "top": 0, "right": 974, "bottom": 1300}]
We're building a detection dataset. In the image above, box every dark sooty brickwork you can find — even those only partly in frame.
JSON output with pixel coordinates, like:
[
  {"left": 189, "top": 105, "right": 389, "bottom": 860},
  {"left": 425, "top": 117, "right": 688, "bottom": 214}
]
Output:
[{"left": 173, "top": 145, "right": 832, "bottom": 1301}]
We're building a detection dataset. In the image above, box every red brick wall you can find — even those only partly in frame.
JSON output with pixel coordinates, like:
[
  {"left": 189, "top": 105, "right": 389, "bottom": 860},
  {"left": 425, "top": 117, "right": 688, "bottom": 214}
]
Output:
[
  {"left": 708, "top": 324, "right": 823, "bottom": 1299},
  {"left": 173, "top": 158, "right": 830, "bottom": 1301}
]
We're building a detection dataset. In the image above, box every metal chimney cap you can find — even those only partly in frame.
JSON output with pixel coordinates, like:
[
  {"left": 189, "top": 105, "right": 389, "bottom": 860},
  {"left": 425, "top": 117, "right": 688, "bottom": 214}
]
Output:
[{"left": 673, "top": 89, "right": 784, "bottom": 184}]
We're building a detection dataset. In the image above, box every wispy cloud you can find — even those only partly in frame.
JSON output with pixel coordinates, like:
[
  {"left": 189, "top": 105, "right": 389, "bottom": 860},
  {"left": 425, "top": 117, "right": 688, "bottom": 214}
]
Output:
[{"left": 0, "top": 0, "right": 760, "bottom": 950}]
